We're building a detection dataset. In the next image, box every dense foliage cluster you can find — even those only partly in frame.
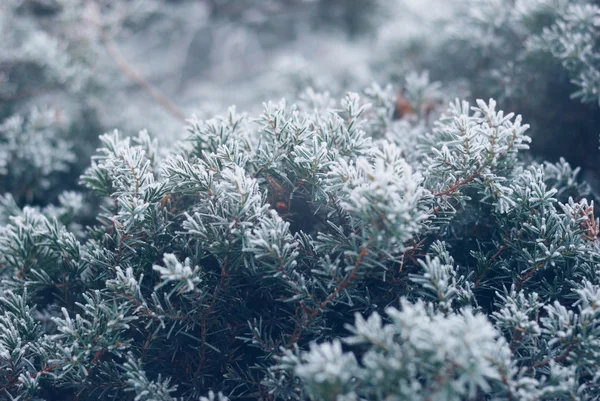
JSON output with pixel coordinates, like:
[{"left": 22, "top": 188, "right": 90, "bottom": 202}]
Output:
[
  {"left": 405, "top": 0, "right": 600, "bottom": 177},
  {"left": 1, "top": 0, "right": 600, "bottom": 400},
  {"left": 2, "top": 86, "right": 600, "bottom": 400}
]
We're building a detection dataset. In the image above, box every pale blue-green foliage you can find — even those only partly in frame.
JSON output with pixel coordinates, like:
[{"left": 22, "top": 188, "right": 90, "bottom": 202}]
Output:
[
  {"left": 184, "top": 106, "right": 251, "bottom": 160},
  {"left": 105, "top": 263, "right": 187, "bottom": 337},
  {"left": 421, "top": 98, "right": 531, "bottom": 217},
  {"left": 0, "top": 108, "right": 76, "bottom": 197},
  {"left": 199, "top": 390, "right": 230, "bottom": 401},
  {"left": 271, "top": 91, "right": 600, "bottom": 400},
  {"left": 1, "top": 81, "right": 600, "bottom": 400},
  {"left": 493, "top": 287, "right": 543, "bottom": 343},
  {"left": 290, "top": 278, "right": 600, "bottom": 400},
  {"left": 0, "top": 190, "right": 86, "bottom": 238},
  {"left": 325, "top": 144, "right": 429, "bottom": 250},
  {"left": 123, "top": 354, "right": 179, "bottom": 401},
  {"left": 152, "top": 253, "right": 202, "bottom": 294},
  {"left": 409, "top": 0, "right": 600, "bottom": 108},
  {"left": 409, "top": 240, "right": 473, "bottom": 311},
  {"left": 0, "top": 205, "right": 84, "bottom": 288},
  {"left": 0, "top": 290, "right": 43, "bottom": 396},
  {"left": 285, "top": 299, "right": 513, "bottom": 401},
  {"left": 0, "top": 0, "right": 93, "bottom": 93},
  {"left": 243, "top": 209, "right": 301, "bottom": 282},
  {"left": 18, "top": 29, "right": 90, "bottom": 92},
  {"left": 82, "top": 129, "right": 160, "bottom": 197},
  {"left": 402, "top": 71, "right": 442, "bottom": 114},
  {"left": 540, "top": 157, "right": 591, "bottom": 201},
  {"left": 527, "top": 3, "right": 600, "bottom": 105},
  {"left": 48, "top": 291, "right": 135, "bottom": 381},
  {"left": 0, "top": 2, "right": 598, "bottom": 400},
  {"left": 291, "top": 339, "right": 359, "bottom": 400}
]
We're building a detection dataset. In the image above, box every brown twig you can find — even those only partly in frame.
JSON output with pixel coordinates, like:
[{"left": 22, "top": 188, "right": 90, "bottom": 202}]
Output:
[
  {"left": 530, "top": 343, "right": 575, "bottom": 370},
  {"left": 399, "top": 238, "right": 426, "bottom": 273},
  {"left": 433, "top": 170, "right": 482, "bottom": 197},
  {"left": 515, "top": 263, "right": 544, "bottom": 291},
  {"left": 312, "top": 246, "right": 370, "bottom": 318},
  {"left": 475, "top": 232, "right": 512, "bottom": 287},
  {"left": 576, "top": 202, "right": 599, "bottom": 242},
  {"left": 285, "top": 244, "right": 371, "bottom": 348},
  {"left": 88, "top": 1, "right": 187, "bottom": 123}
]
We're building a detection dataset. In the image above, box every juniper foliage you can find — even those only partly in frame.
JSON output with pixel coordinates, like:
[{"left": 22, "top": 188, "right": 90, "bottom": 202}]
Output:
[
  {"left": 0, "top": 108, "right": 75, "bottom": 203},
  {"left": 0, "top": 0, "right": 388, "bottom": 209},
  {"left": 1, "top": 82, "right": 600, "bottom": 400},
  {"left": 2, "top": 1, "right": 600, "bottom": 401},
  {"left": 407, "top": 0, "right": 600, "bottom": 181}
]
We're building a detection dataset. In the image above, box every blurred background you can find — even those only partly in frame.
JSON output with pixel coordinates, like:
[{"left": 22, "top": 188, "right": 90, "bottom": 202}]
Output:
[
  {"left": 2, "top": 0, "right": 450, "bottom": 131},
  {"left": 1, "top": 0, "right": 599, "bottom": 206}
]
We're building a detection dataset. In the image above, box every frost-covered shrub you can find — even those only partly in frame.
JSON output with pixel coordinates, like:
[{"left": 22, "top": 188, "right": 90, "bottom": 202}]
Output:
[
  {"left": 1, "top": 86, "right": 600, "bottom": 400},
  {"left": 2, "top": 1, "right": 600, "bottom": 400},
  {"left": 0, "top": 108, "right": 75, "bottom": 203},
  {"left": 388, "top": 0, "right": 600, "bottom": 184},
  {"left": 0, "top": 0, "right": 388, "bottom": 208}
]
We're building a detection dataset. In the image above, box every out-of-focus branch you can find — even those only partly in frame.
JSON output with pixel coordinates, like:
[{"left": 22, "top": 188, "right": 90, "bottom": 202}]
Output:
[{"left": 87, "top": 1, "right": 187, "bottom": 123}]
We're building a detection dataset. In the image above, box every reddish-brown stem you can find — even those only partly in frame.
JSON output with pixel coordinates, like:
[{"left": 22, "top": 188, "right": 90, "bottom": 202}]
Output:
[
  {"left": 530, "top": 343, "right": 575, "bottom": 370},
  {"left": 285, "top": 244, "right": 371, "bottom": 348},
  {"left": 515, "top": 263, "right": 544, "bottom": 291},
  {"left": 433, "top": 170, "right": 482, "bottom": 197},
  {"left": 312, "top": 246, "right": 369, "bottom": 318}
]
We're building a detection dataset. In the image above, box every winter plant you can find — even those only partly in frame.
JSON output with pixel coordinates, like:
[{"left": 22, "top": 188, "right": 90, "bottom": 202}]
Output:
[
  {"left": 1, "top": 1, "right": 600, "bottom": 401},
  {"left": 397, "top": 0, "right": 600, "bottom": 181},
  {"left": 1, "top": 81, "right": 600, "bottom": 400},
  {"left": 0, "top": 0, "right": 384, "bottom": 208}
]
